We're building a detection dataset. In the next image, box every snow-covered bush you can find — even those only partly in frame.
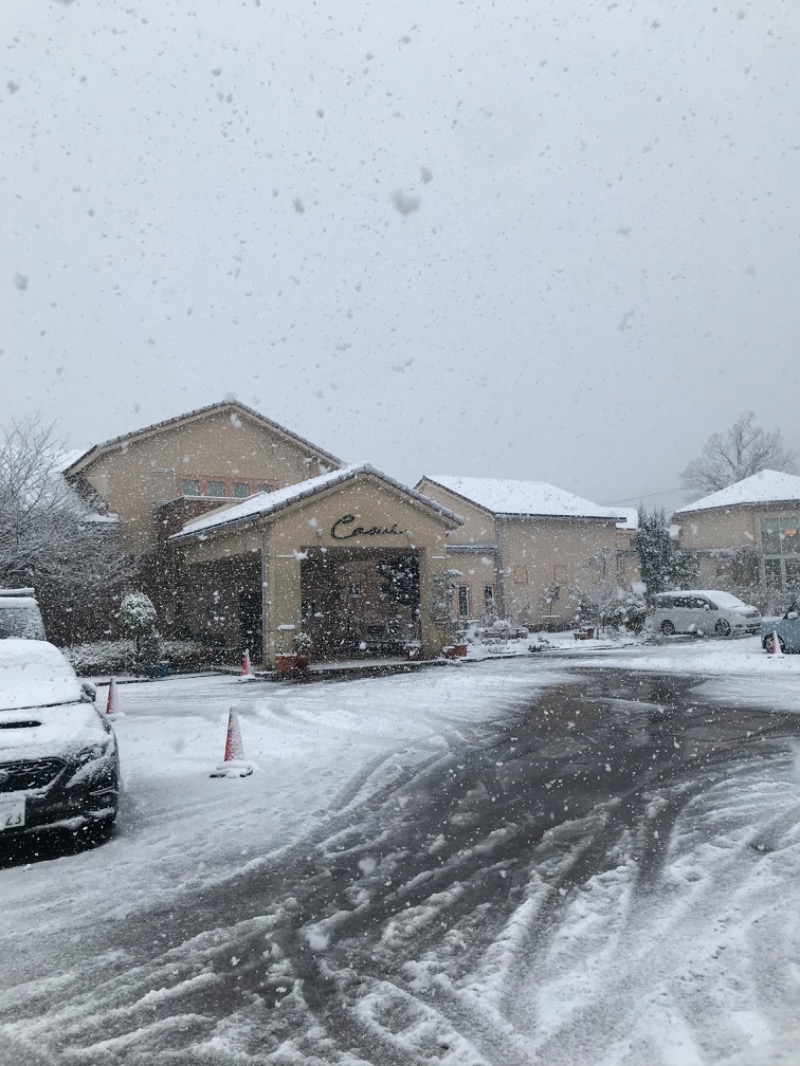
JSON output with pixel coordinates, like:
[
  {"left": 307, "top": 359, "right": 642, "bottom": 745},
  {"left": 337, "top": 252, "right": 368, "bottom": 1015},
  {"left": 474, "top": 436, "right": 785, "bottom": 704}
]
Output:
[
  {"left": 622, "top": 600, "right": 648, "bottom": 634},
  {"left": 65, "top": 638, "right": 209, "bottom": 676},
  {"left": 118, "top": 592, "right": 157, "bottom": 637},
  {"left": 65, "top": 640, "right": 135, "bottom": 676}
]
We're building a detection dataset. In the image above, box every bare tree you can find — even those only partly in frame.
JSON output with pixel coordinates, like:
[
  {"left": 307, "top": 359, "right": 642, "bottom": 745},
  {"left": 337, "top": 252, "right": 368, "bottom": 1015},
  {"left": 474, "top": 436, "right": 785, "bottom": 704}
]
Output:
[
  {"left": 0, "top": 417, "right": 134, "bottom": 640},
  {"left": 681, "top": 411, "right": 797, "bottom": 497}
]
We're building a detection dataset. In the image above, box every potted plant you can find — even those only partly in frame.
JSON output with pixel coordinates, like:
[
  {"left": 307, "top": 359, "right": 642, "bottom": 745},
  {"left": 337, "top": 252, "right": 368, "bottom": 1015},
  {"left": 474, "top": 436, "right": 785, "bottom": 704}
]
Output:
[
  {"left": 118, "top": 591, "right": 164, "bottom": 677},
  {"left": 403, "top": 639, "right": 423, "bottom": 661},
  {"left": 294, "top": 631, "right": 312, "bottom": 670},
  {"left": 275, "top": 623, "right": 298, "bottom": 676}
]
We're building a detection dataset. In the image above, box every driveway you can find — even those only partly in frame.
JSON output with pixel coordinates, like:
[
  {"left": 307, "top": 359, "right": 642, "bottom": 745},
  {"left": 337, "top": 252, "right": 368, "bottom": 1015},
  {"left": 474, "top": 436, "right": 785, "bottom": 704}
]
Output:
[{"left": 2, "top": 658, "right": 799, "bottom": 1064}]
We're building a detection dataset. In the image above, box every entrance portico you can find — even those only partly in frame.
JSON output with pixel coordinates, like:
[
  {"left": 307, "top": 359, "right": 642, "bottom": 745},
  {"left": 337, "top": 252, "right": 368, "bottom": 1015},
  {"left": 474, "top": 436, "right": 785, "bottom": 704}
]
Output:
[{"left": 170, "top": 465, "right": 463, "bottom": 667}]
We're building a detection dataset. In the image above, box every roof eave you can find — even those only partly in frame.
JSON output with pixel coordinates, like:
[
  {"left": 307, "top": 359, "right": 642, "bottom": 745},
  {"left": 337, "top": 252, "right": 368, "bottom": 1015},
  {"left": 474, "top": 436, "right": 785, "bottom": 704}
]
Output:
[
  {"left": 63, "top": 400, "right": 344, "bottom": 477},
  {"left": 172, "top": 465, "right": 463, "bottom": 544}
]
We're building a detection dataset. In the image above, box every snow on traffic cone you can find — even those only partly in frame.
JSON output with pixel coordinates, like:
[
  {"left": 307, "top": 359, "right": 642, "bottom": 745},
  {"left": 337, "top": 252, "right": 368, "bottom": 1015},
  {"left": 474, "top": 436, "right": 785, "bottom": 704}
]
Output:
[
  {"left": 210, "top": 708, "right": 255, "bottom": 778},
  {"left": 105, "top": 676, "right": 125, "bottom": 718},
  {"left": 772, "top": 629, "right": 783, "bottom": 656},
  {"left": 239, "top": 647, "right": 256, "bottom": 681}
]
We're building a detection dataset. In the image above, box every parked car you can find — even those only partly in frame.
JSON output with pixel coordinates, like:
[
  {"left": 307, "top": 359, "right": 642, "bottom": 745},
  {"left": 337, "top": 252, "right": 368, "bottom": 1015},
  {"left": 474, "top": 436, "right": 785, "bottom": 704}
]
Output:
[
  {"left": 650, "top": 590, "right": 761, "bottom": 637},
  {"left": 0, "top": 640, "right": 119, "bottom": 842},
  {"left": 761, "top": 601, "right": 800, "bottom": 653},
  {"left": 0, "top": 587, "right": 46, "bottom": 640}
]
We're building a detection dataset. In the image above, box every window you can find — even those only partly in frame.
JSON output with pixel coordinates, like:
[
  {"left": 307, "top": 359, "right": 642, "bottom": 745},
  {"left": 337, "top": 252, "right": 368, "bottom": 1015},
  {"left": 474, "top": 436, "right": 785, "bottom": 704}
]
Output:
[
  {"left": 232, "top": 482, "right": 250, "bottom": 498},
  {"left": 785, "top": 559, "right": 800, "bottom": 586},
  {"left": 181, "top": 479, "right": 200, "bottom": 497},
  {"left": 761, "top": 515, "right": 800, "bottom": 556},
  {"left": 781, "top": 517, "right": 799, "bottom": 554},
  {"left": 257, "top": 483, "right": 273, "bottom": 494},
  {"left": 207, "top": 481, "right": 225, "bottom": 497},
  {"left": 457, "top": 586, "right": 470, "bottom": 618},
  {"left": 348, "top": 582, "right": 361, "bottom": 597}
]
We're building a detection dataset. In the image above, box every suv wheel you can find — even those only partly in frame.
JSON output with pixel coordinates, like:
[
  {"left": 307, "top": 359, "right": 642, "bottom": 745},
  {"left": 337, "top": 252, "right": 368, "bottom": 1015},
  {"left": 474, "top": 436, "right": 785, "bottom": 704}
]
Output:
[
  {"left": 660, "top": 619, "right": 676, "bottom": 635},
  {"left": 714, "top": 619, "right": 731, "bottom": 637}
]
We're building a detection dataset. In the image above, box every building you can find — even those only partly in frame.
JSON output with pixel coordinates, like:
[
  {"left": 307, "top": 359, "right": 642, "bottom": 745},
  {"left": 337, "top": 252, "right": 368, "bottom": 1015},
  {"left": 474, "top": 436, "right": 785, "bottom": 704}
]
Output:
[
  {"left": 672, "top": 469, "right": 800, "bottom": 610},
  {"left": 62, "top": 399, "right": 345, "bottom": 632},
  {"left": 170, "top": 464, "right": 462, "bottom": 665},
  {"left": 415, "top": 475, "right": 639, "bottom": 630},
  {"left": 62, "top": 401, "right": 465, "bottom": 663},
  {"left": 61, "top": 400, "right": 643, "bottom": 661}
]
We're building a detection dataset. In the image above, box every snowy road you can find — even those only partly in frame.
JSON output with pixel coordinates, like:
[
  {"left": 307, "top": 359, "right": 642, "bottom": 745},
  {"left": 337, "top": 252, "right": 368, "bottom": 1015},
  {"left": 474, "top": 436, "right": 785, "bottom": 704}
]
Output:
[{"left": 2, "top": 646, "right": 800, "bottom": 1065}]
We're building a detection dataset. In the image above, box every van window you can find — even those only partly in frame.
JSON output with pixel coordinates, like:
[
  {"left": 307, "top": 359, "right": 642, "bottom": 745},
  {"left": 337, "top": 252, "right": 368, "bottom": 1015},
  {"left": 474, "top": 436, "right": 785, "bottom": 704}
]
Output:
[{"left": 0, "top": 596, "right": 46, "bottom": 640}]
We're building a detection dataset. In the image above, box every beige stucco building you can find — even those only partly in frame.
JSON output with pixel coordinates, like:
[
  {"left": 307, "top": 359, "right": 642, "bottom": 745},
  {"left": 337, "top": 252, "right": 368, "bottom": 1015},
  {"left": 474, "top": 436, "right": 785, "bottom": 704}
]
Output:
[
  {"left": 63, "top": 401, "right": 344, "bottom": 632},
  {"left": 672, "top": 470, "right": 800, "bottom": 610},
  {"left": 170, "top": 464, "right": 462, "bottom": 666},
  {"left": 62, "top": 400, "right": 644, "bottom": 662},
  {"left": 63, "top": 402, "right": 463, "bottom": 664},
  {"left": 416, "top": 475, "right": 639, "bottom": 629}
]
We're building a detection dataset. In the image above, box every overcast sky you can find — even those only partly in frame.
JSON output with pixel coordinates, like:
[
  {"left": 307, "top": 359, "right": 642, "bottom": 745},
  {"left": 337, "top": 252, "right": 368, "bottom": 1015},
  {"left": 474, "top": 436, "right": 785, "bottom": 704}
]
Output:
[{"left": 3, "top": 0, "right": 798, "bottom": 512}]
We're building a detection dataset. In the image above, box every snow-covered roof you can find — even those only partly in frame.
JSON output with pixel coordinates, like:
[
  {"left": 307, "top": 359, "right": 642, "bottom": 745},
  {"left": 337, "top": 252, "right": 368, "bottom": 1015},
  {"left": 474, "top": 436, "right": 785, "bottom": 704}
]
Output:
[
  {"left": 420, "top": 475, "right": 633, "bottom": 524},
  {"left": 615, "top": 508, "right": 639, "bottom": 531},
  {"left": 171, "top": 463, "right": 463, "bottom": 541},
  {"left": 52, "top": 449, "right": 87, "bottom": 473},
  {"left": 62, "top": 400, "right": 343, "bottom": 475},
  {"left": 674, "top": 470, "right": 800, "bottom": 515}
]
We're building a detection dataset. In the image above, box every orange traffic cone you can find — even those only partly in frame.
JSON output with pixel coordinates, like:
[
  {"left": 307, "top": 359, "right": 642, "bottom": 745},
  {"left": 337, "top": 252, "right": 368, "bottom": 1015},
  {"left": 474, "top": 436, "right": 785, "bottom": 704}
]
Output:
[
  {"left": 772, "top": 629, "right": 783, "bottom": 656},
  {"left": 105, "top": 676, "right": 125, "bottom": 718},
  {"left": 210, "top": 708, "right": 255, "bottom": 778},
  {"left": 239, "top": 647, "right": 256, "bottom": 681}
]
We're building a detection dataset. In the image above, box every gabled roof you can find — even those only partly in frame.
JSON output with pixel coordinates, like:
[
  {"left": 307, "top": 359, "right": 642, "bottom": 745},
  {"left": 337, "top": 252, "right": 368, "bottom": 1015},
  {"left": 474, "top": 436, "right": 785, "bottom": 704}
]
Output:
[
  {"left": 171, "top": 463, "right": 463, "bottom": 542},
  {"left": 674, "top": 469, "right": 800, "bottom": 515},
  {"left": 419, "top": 474, "right": 631, "bottom": 524},
  {"left": 62, "top": 400, "right": 343, "bottom": 476}
]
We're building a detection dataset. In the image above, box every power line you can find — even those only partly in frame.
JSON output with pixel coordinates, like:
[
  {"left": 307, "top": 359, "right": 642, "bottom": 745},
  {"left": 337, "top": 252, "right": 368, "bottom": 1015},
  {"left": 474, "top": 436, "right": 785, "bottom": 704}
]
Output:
[{"left": 603, "top": 487, "right": 685, "bottom": 505}]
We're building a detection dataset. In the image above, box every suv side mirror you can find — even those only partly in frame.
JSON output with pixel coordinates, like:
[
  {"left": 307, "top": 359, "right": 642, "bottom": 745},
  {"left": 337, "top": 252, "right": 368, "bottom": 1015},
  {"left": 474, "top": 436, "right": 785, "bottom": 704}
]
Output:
[
  {"left": 788, "top": 611, "right": 799, "bottom": 620},
  {"left": 80, "top": 679, "right": 97, "bottom": 702}
]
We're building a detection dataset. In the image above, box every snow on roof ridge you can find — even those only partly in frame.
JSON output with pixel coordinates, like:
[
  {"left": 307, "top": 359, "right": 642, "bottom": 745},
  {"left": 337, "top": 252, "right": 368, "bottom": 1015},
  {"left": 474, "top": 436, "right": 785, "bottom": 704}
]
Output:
[
  {"left": 172, "top": 463, "right": 463, "bottom": 541},
  {"left": 674, "top": 469, "right": 800, "bottom": 514},
  {"left": 422, "top": 474, "right": 632, "bottom": 522}
]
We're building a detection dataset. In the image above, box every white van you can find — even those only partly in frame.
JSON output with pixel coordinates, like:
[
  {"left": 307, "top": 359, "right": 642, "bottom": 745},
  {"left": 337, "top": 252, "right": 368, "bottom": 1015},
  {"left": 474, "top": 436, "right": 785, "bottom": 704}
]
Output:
[
  {"left": 0, "top": 588, "right": 47, "bottom": 640},
  {"left": 650, "top": 590, "right": 761, "bottom": 638}
]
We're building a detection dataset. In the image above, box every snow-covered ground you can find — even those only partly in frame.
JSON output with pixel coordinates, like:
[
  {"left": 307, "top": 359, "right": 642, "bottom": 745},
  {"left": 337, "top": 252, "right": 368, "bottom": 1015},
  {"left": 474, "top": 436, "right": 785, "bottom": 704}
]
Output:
[{"left": 1, "top": 640, "right": 799, "bottom": 1064}]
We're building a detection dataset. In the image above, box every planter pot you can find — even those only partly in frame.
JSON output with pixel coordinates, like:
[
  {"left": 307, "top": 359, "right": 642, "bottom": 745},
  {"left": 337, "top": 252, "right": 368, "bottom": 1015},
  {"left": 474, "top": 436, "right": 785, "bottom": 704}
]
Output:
[
  {"left": 404, "top": 644, "right": 422, "bottom": 661},
  {"left": 294, "top": 653, "right": 311, "bottom": 670},
  {"left": 452, "top": 642, "right": 468, "bottom": 657},
  {"left": 275, "top": 653, "right": 298, "bottom": 677}
]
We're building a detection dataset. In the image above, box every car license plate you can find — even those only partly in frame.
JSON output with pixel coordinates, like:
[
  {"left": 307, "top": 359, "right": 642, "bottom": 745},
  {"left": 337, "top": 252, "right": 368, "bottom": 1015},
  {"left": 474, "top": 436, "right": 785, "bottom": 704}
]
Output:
[{"left": 0, "top": 795, "right": 25, "bottom": 831}]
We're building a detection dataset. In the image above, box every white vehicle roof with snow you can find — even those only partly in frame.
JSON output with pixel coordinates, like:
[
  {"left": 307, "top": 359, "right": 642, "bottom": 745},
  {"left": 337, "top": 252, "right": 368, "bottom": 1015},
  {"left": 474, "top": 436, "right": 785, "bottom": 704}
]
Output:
[{"left": 654, "top": 590, "right": 751, "bottom": 608}]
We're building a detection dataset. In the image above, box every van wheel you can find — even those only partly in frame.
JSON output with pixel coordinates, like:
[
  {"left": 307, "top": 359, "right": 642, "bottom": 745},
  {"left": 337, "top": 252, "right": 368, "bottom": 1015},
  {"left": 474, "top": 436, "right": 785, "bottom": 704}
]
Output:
[
  {"left": 660, "top": 620, "right": 675, "bottom": 635},
  {"left": 714, "top": 619, "right": 731, "bottom": 637}
]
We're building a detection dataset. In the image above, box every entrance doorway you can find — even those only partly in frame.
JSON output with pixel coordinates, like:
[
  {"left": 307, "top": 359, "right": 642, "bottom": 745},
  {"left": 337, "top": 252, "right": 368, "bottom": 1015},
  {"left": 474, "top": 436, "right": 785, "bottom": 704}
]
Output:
[
  {"left": 300, "top": 548, "right": 420, "bottom": 660},
  {"left": 239, "top": 588, "right": 262, "bottom": 660}
]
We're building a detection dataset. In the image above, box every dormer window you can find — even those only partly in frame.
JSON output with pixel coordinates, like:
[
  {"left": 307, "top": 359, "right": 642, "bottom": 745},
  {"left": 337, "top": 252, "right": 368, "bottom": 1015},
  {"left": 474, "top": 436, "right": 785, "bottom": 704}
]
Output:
[{"left": 181, "top": 480, "right": 200, "bottom": 497}]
